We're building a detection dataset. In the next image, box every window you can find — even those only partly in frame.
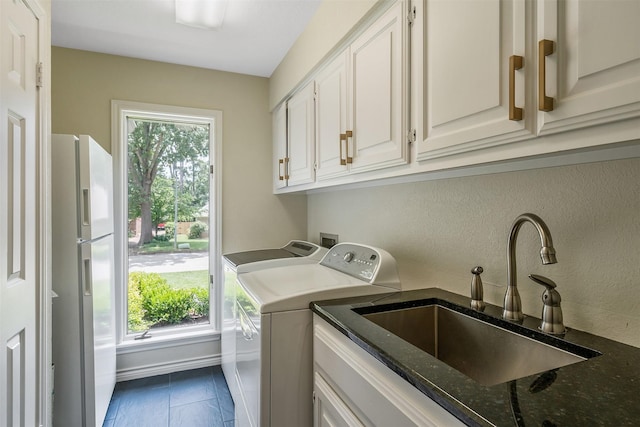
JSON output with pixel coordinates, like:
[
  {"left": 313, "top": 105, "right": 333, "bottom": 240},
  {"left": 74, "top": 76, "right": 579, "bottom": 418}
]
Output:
[{"left": 112, "top": 101, "right": 222, "bottom": 343}]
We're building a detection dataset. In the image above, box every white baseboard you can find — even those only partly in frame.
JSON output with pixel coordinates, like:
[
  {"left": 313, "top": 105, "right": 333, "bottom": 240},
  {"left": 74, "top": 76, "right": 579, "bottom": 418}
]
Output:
[{"left": 116, "top": 354, "right": 222, "bottom": 382}]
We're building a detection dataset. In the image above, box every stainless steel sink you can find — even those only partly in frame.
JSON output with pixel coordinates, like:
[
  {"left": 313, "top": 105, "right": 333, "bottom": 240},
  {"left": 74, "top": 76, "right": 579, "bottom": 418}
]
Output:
[{"left": 358, "top": 302, "right": 600, "bottom": 386}]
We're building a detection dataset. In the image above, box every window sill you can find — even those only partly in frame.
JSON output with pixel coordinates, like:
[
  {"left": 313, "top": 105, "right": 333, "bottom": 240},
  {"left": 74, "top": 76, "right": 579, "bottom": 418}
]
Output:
[{"left": 117, "top": 327, "right": 220, "bottom": 354}]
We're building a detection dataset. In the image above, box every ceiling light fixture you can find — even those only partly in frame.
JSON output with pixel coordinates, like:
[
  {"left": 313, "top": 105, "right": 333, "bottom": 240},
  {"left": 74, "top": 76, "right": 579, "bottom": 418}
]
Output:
[{"left": 175, "top": 0, "right": 228, "bottom": 30}]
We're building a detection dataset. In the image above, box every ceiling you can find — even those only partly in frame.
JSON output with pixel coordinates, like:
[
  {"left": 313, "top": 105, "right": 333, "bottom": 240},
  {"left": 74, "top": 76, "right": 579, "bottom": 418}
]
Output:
[{"left": 51, "top": 0, "right": 322, "bottom": 78}]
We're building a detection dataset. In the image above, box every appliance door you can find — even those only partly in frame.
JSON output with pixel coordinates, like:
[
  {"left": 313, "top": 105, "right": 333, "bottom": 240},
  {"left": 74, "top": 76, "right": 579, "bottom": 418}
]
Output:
[
  {"left": 221, "top": 260, "right": 238, "bottom": 403},
  {"left": 78, "top": 135, "right": 114, "bottom": 239},
  {"left": 80, "top": 235, "right": 116, "bottom": 427},
  {"left": 235, "top": 281, "right": 265, "bottom": 427}
]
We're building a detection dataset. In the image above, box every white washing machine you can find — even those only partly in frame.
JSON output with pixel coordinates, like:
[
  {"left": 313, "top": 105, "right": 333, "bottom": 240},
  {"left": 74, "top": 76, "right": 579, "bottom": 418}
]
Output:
[
  {"left": 221, "top": 241, "right": 327, "bottom": 409},
  {"left": 234, "top": 242, "right": 401, "bottom": 427}
]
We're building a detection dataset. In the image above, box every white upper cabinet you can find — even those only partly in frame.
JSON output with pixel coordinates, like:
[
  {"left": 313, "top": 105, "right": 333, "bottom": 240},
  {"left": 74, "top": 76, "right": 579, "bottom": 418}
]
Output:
[
  {"left": 273, "top": 81, "right": 316, "bottom": 190},
  {"left": 314, "top": 0, "right": 410, "bottom": 181},
  {"left": 536, "top": 0, "right": 640, "bottom": 135},
  {"left": 286, "top": 81, "right": 316, "bottom": 187},
  {"left": 276, "top": 0, "right": 640, "bottom": 193},
  {"left": 416, "top": 0, "right": 640, "bottom": 162},
  {"left": 348, "top": 0, "right": 409, "bottom": 173},
  {"left": 417, "top": 0, "right": 531, "bottom": 161}
]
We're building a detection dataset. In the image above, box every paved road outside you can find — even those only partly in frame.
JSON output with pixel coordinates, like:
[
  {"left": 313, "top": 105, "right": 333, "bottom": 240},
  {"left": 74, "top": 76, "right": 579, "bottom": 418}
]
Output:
[{"left": 129, "top": 251, "right": 209, "bottom": 273}]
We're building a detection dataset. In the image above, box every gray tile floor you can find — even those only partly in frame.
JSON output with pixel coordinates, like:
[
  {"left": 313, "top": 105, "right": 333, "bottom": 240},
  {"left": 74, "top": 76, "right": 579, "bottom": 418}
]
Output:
[{"left": 103, "top": 366, "right": 234, "bottom": 427}]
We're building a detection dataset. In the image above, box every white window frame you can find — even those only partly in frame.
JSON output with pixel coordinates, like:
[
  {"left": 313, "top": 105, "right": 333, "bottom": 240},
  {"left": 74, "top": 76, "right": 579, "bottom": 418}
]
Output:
[{"left": 111, "top": 100, "right": 223, "bottom": 347}]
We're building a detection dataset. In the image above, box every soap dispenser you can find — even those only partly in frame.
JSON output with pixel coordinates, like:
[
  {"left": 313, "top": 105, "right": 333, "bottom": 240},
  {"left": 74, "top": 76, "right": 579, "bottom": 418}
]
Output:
[{"left": 470, "top": 266, "right": 485, "bottom": 311}]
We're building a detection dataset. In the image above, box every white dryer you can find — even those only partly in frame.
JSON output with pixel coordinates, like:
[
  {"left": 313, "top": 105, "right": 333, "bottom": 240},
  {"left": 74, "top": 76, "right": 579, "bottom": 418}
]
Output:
[
  {"left": 234, "top": 242, "right": 401, "bottom": 427},
  {"left": 221, "top": 241, "right": 327, "bottom": 409}
]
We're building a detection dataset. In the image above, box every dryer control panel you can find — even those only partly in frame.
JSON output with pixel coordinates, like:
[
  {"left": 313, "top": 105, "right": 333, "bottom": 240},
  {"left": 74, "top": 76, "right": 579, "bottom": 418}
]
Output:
[{"left": 319, "top": 243, "right": 401, "bottom": 289}]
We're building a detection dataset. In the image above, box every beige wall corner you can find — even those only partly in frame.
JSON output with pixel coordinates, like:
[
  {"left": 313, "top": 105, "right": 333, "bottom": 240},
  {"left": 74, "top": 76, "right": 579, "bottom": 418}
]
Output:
[{"left": 269, "top": 0, "right": 380, "bottom": 110}]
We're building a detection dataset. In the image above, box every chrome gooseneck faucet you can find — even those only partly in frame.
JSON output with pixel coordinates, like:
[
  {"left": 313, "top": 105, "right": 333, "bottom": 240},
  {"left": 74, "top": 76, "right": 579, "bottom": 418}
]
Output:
[{"left": 503, "top": 213, "right": 557, "bottom": 322}]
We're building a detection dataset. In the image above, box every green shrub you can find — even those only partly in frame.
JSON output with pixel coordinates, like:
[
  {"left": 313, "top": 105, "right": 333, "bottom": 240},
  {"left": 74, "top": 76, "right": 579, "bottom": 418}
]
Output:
[
  {"left": 164, "top": 222, "right": 176, "bottom": 239},
  {"left": 188, "top": 221, "right": 207, "bottom": 239},
  {"left": 128, "top": 271, "right": 208, "bottom": 326},
  {"left": 153, "top": 234, "right": 170, "bottom": 242},
  {"left": 127, "top": 272, "right": 150, "bottom": 332}
]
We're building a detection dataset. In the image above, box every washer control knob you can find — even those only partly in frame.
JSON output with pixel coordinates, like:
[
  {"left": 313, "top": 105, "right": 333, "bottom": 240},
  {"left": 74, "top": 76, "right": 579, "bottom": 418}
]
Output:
[{"left": 343, "top": 252, "right": 355, "bottom": 263}]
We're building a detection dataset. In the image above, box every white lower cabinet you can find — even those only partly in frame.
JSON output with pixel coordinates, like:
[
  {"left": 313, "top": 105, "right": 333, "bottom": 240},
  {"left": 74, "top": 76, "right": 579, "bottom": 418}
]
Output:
[{"left": 313, "top": 315, "right": 464, "bottom": 427}]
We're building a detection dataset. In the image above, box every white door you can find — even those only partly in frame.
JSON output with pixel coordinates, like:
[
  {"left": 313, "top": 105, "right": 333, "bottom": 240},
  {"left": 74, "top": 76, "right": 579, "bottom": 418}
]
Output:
[{"left": 0, "top": 0, "right": 41, "bottom": 425}]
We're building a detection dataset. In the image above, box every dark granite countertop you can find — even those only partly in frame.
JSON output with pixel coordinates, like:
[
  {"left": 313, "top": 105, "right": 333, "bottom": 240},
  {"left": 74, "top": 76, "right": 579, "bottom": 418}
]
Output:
[{"left": 311, "top": 288, "right": 640, "bottom": 426}]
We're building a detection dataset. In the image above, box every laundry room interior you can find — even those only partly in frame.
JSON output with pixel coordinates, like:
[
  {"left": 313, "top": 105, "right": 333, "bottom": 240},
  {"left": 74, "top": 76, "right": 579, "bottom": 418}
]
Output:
[{"left": 3, "top": 0, "right": 638, "bottom": 425}]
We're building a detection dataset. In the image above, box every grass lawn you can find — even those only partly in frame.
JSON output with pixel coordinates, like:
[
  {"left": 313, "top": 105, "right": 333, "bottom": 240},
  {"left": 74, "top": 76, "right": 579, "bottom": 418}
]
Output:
[
  {"left": 137, "top": 234, "right": 209, "bottom": 253},
  {"left": 157, "top": 269, "right": 209, "bottom": 289}
]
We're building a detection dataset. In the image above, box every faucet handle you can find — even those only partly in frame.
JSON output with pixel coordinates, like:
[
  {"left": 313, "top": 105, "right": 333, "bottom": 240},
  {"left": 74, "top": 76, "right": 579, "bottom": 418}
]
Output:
[
  {"left": 528, "top": 274, "right": 566, "bottom": 335},
  {"left": 529, "top": 274, "right": 556, "bottom": 290},
  {"left": 470, "top": 266, "right": 485, "bottom": 311}
]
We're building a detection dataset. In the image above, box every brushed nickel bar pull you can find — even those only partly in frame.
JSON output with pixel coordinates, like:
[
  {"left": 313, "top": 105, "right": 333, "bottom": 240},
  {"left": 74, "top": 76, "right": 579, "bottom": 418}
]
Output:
[
  {"left": 509, "top": 55, "right": 523, "bottom": 121},
  {"left": 345, "top": 130, "right": 353, "bottom": 164},
  {"left": 538, "top": 39, "right": 554, "bottom": 112},
  {"left": 340, "top": 133, "right": 347, "bottom": 165},
  {"left": 278, "top": 158, "right": 285, "bottom": 181}
]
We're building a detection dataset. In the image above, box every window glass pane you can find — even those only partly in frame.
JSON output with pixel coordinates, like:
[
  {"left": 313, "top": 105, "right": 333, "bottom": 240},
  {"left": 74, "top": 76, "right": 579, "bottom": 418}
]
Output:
[{"left": 126, "top": 119, "right": 211, "bottom": 333}]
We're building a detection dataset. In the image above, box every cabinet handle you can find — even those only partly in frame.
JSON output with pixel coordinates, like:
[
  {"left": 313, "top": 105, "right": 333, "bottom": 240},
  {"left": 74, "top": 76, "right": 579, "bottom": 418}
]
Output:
[
  {"left": 278, "top": 158, "right": 285, "bottom": 181},
  {"left": 284, "top": 157, "right": 290, "bottom": 180},
  {"left": 345, "top": 130, "right": 353, "bottom": 164},
  {"left": 509, "top": 55, "right": 523, "bottom": 121},
  {"left": 538, "top": 39, "right": 554, "bottom": 112},
  {"left": 340, "top": 133, "right": 347, "bottom": 165}
]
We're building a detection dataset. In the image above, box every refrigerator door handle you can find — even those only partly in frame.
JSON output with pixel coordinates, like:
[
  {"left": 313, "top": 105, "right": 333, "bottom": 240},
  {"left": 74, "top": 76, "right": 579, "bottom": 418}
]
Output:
[
  {"left": 82, "top": 188, "right": 91, "bottom": 226},
  {"left": 81, "top": 244, "right": 93, "bottom": 296},
  {"left": 83, "top": 259, "right": 92, "bottom": 296}
]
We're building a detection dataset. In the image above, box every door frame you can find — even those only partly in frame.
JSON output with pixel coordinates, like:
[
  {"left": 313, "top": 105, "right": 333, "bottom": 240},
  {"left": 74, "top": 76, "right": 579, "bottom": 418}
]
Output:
[{"left": 27, "top": 0, "right": 51, "bottom": 425}]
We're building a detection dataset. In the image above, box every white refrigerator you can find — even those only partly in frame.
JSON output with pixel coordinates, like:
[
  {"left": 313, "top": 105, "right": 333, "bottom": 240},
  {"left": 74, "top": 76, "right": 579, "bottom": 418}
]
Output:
[{"left": 51, "top": 134, "right": 116, "bottom": 427}]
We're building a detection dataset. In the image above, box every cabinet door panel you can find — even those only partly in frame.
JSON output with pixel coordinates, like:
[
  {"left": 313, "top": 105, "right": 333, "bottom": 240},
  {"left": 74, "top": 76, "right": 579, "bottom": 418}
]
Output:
[
  {"left": 418, "top": 0, "right": 530, "bottom": 161},
  {"left": 316, "top": 51, "right": 349, "bottom": 180},
  {"left": 349, "top": 0, "right": 408, "bottom": 172},
  {"left": 287, "top": 82, "right": 316, "bottom": 186},
  {"left": 314, "top": 373, "right": 364, "bottom": 427},
  {"left": 537, "top": 0, "right": 640, "bottom": 134}
]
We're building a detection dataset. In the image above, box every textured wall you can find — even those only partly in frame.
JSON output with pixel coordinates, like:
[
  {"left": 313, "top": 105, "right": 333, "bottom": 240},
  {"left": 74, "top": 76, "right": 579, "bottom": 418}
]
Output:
[{"left": 308, "top": 158, "right": 640, "bottom": 347}]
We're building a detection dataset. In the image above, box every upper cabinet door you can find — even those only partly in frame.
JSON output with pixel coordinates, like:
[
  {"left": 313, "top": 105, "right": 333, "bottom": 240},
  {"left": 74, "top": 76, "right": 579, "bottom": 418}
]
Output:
[
  {"left": 273, "top": 103, "right": 288, "bottom": 190},
  {"left": 348, "top": 0, "right": 409, "bottom": 173},
  {"left": 536, "top": 0, "right": 640, "bottom": 135},
  {"left": 287, "top": 81, "right": 316, "bottom": 186},
  {"left": 315, "top": 50, "right": 349, "bottom": 181},
  {"left": 417, "top": 0, "right": 530, "bottom": 161}
]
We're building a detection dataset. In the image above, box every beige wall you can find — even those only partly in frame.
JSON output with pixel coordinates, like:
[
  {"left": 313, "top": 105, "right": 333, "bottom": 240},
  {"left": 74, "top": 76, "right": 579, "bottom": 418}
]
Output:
[
  {"left": 269, "top": 0, "right": 379, "bottom": 109},
  {"left": 52, "top": 47, "right": 307, "bottom": 252},
  {"left": 308, "top": 158, "right": 640, "bottom": 347}
]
